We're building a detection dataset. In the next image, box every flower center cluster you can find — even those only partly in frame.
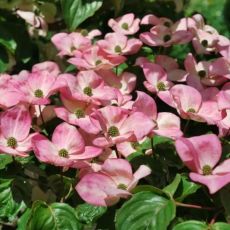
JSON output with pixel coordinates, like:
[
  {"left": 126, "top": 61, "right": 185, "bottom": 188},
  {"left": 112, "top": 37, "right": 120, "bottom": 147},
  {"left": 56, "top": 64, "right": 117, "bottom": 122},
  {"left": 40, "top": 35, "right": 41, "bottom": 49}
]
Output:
[
  {"left": 81, "top": 29, "right": 88, "bottom": 36},
  {"left": 117, "top": 183, "right": 127, "bottom": 190},
  {"left": 74, "top": 109, "right": 85, "bottom": 118},
  {"left": 114, "top": 45, "right": 122, "bottom": 53},
  {"left": 201, "top": 40, "right": 208, "bottom": 47},
  {"left": 202, "top": 165, "right": 212, "bottom": 175},
  {"left": 121, "top": 23, "right": 129, "bottom": 30},
  {"left": 83, "top": 86, "right": 93, "bottom": 96},
  {"left": 34, "top": 89, "right": 44, "bottom": 98},
  {"left": 164, "top": 21, "right": 171, "bottom": 27},
  {"left": 157, "top": 82, "right": 166, "bottom": 91},
  {"left": 131, "top": 142, "right": 140, "bottom": 150},
  {"left": 108, "top": 126, "right": 120, "bottom": 137},
  {"left": 95, "top": 60, "right": 102, "bottom": 66},
  {"left": 163, "top": 34, "right": 171, "bottom": 42},
  {"left": 7, "top": 137, "right": 17, "bottom": 148},
  {"left": 198, "top": 70, "right": 206, "bottom": 78},
  {"left": 58, "top": 148, "right": 69, "bottom": 158},
  {"left": 187, "top": 108, "right": 196, "bottom": 113}
]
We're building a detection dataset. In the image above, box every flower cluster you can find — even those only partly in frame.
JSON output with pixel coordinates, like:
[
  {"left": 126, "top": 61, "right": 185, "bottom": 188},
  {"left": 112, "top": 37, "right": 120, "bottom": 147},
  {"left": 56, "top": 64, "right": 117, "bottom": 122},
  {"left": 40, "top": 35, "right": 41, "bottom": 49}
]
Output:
[{"left": 1, "top": 13, "right": 230, "bottom": 207}]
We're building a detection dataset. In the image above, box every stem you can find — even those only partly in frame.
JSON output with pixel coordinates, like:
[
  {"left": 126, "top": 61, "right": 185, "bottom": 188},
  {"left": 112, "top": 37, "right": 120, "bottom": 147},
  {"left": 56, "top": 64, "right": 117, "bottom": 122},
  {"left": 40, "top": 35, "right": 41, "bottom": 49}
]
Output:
[
  {"left": 183, "top": 119, "right": 190, "bottom": 134},
  {"left": 175, "top": 201, "right": 216, "bottom": 211},
  {"left": 209, "top": 208, "right": 223, "bottom": 225},
  {"left": 38, "top": 105, "right": 45, "bottom": 126}
]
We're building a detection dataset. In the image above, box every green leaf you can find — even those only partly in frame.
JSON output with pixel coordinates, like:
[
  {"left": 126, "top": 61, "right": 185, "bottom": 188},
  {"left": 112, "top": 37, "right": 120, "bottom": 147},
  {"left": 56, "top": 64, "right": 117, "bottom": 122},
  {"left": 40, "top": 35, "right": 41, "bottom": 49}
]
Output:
[
  {"left": 163, "top": 174, "right": 181, "bottom": 197},
  {"left": 0, "top": 154, "right": 13, "bottom": 170},
  {"left": 27, "top": 201, "right": 82, "bottom": 230},
  {"left": 152, "top": 135, "right": 174, "bottom": 146},
  {"left": 132, "top": 185, "right": 167, "bottom": 197},
  {"left": 0, "top": 179, "right": 26, "bottom": 222},
  {"left": 173, "top": 220, "right": 207, "bottom": 230},
  {"left": 175, "top": 176, "right": 201, "bottom": 202},
  {"left": 111, "top": 0, "right": 125, "bottom": 16},
  {"left": 115, "top": 191, "right": 176, "bottom": 230},
  {"left": 61, "top": 0, "right": 103, "bottom": 31},
  {"left": 17, "top": 208, "right": 31, "bottom": 230},
  {"left": 75, "top": 203, "right": 107, "bottom": 224},
  {"left": 0, "top": 46, "right": 9, "bottom": 72},
  {"left": 212, "top": 222, "right": 230, "bottom": 230}
]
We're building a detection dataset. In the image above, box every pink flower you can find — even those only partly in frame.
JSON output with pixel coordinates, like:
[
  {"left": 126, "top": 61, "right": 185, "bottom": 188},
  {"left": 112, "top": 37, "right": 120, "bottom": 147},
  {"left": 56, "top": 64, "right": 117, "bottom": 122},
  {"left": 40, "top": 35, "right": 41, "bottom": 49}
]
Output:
[
  {"left": 32, "top": 122, "right": 102, "bottom": 167},
  {"left": 0, "top": 105, "right": 36, "bottom": 157},
  {"left": 108, "top": 13, "right": 140, "bottom": 35},
  {"left": 132, "top": 91, "right": 182, "bottom": 139},
  {"left": 217, "top": 82, "right": 230, "bottom": 110},
  {"left": 97, "top": 32, "right": 142, "bottom": 55},
  {"left": 51, "top": 32, "right": 91, "bottom": 57},
  {"left": 175, "top": 134, "right": 230, "bottom": 194},
  {"left": 32, "top": 61, "right": 60, "bottom": 77},
  {"left": 91, "top": 105, "right": 154, "bottom": 147},
  {"left": 59, "top": 71, "right": 118, "bottom": 105},
  {"left": 184, "top": 53, "right": 228, "bottom": 90},
  {"left": 76, "top": 158, "right": 151, "bottom": 206},
  {"left": 160, "top": 84, "right": 221, "bottom": 124},
  {"left": 142, "top": 63, "right": 173, "bottom": 93},
  {"left": 68, "top": 45, "right": 126, "bottom": 70},
  {"left": 141, "top": 14, "right": 173, "bottom": 27}
]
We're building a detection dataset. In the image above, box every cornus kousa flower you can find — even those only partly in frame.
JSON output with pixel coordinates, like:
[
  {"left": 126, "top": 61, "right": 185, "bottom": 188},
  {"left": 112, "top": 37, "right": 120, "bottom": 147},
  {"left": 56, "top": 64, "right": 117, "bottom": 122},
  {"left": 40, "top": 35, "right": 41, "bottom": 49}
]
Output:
[
  {"left": 160, "top": 84, "right": 221, "bottom": 124},
  {"left": 12, "top": 70, "right": 65, "bottom": 105},
  {"left": 51, "top": 32, "right": 91, "bottom": 57},
  {"left": 90, "top": 105, "right": 154, "bottom": 147},
  {"left": 175, "top": 134, "right": 230, "bottom": 194},
  {"left": 108, "top": 13, "right": 140, "bottom": 35},
  {"left": 184, "top": 53, "right": 229, "bottom": 90},
  {"left": 68, "top": 45, "right": 126, "bottom": 70},
  {"left": 54, "top": 92, "right": 100, "bottom": 134},
  {"left": 32, "top": 122, "right": 102, "bottom": 168},
  {"left": 76, "top": 158, "right": 151, "bottom": 206},
  {"left": 97, "top": 32, "right": 142, "bottom": 55},
  {"left": 141, "top": 14, "right": 173, "bottom": 27},
  {"left": 59, "top": 71, "right": 118, "bottom": 106},
  {"left": 78, "top": 29, "right": 102, "bottom": 39},
  {"left": 217, "top": 82, "right": 230, "bottom": 111},
  {"left": 132, "top": 91, "right": 182, "bottom": 138},
  {"left": 0, "top": 105, "right": 37, "bottom": 157}
]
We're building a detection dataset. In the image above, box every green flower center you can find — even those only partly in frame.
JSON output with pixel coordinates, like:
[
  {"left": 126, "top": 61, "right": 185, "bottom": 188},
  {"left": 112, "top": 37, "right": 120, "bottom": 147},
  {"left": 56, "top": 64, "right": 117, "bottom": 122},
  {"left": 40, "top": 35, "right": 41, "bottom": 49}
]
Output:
[
  {"left": 187, "top": 108, "right": 196, "bottom": 113},
  {"left": 121, "top": 23, "right": 129, "bottom": 30},
  {"left": 58, "top": 148, "right": 69, "bottom": 158},
  {"left": 157, "top": 82, "right": 166, "bottom": 91},
  {"left": 163, "top": 34, "right": 171, "bottom": 42},
  {"left": 164, "top": 21, "right": 171, "bottom": 27},
  {"left": 95, "top": 60, "right": 102, "bottom": 66},
  {"left": 198, "top": 70, "right": 206, "bottom": 78},
  {"left": 7, "top": 137, "right": 17, "bottom": 148},
  {"left": 202, "top": 165, "right": 212, "bottom": 176},
  {"left": 201, "top": 40, "right": 208, "bottom": 47},
  {"left": 131, "top": 142, "right": 140, "bottom": 150},
  {"left": 81, "top": 29, "right": 88, "bottom": 36},
  {"left": 117, "top": 183, "right": 127, "bottom": 190},
  {"left": 83, "top": 86, "right": 93, "bottom": 96},
  {"left": 34, "top": 89, "right": 44, "bottom": 98},
  {"left": 108, "top": 126, "right": 120, "bottom": 137},
  {"left": 74, "top": 109, "right": 85, "bottom": 118},
  {"left": 114, "top": 45, "right": 122, "bottom": 53}
]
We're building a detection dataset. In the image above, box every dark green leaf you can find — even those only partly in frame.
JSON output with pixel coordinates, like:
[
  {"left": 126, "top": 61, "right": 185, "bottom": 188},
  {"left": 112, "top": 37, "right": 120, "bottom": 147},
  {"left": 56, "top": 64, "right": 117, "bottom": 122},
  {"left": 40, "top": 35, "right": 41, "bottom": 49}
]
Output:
[
  {"left": 0, "top": 154, "right": 13, "bottom": 170},
  {"left": 173, "top": 220, "right": 207, "bottom": 230},
  {"left": 163, "top": 174, "right": 181, "bottom": 197},
  {"left": 0, "top": 179, "right": 26, "bottom": 222},
  {"left": 212, "top": 222, "right": 230, "bottom": 230},
  {"left": 75, "top": 203, "right": 107, "bottom": 224},
  {"left": 220, "top": 185, "right": 230, "bottom": 223},
  {"left": 115, "top": 191, "right": 176, "bottom": 230},
  {"left": 17, "top": 208, "right": 31, "bottom": 230},
  {"left": 27, "top": 201, "right": 82, "bottom": 230}
]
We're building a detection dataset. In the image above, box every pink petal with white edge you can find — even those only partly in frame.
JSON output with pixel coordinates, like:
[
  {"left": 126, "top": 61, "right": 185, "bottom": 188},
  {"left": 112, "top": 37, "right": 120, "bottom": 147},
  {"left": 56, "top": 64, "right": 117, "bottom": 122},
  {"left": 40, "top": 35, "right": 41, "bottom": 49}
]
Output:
[
  {"left": 52, "top": 122, "right": 85, "bottom": 154},
  {"left": 76, "top": 173, "right": 130, "bottom": 206},
  {"left": 102, "top": 159, "right": 133, "bottom": 186},
  {"left": 128, "top": 165, "right": 151, "bottom": 190},
  {"left": 155, "top": 112, "right": 182, "bottom": 139},
  {"left": 1, "top": 105, "right": 31, "bottom": 141},
  {"left": 132, "top": 91, "right": 157, "bottom": 120},
  {"left": 120, "top": 112, "right": 155, "bottom": 140},
  {"left": 213, "top": 159, "right": 230, "bottom": 174},
  {"left": 190, "top": 172, "right": 230, "bottom": 194}
]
